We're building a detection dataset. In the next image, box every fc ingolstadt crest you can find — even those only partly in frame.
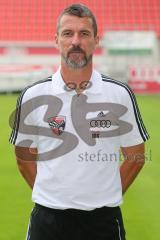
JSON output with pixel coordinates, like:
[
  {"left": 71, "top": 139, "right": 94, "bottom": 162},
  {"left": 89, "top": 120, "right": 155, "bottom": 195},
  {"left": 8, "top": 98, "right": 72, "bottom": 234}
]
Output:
[{"left": 48, "top": 116, "right": 66, "bottom": 135}]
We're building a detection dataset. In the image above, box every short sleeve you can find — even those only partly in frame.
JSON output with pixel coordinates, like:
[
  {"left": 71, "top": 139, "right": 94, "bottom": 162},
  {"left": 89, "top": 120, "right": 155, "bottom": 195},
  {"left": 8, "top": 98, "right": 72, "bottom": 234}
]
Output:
[
  {"left": 9, "top": 89, "right": 38, "bottom": 148},
  {"left": 119, "top": 85, "right": 149, "bottom": 147}
]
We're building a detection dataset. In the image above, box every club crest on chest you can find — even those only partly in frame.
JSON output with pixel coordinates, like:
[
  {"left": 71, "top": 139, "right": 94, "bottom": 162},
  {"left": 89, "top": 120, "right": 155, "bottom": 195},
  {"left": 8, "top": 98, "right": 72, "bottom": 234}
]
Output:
[{"left": 48, "top": 116, "right": 66, "bottom": 135}]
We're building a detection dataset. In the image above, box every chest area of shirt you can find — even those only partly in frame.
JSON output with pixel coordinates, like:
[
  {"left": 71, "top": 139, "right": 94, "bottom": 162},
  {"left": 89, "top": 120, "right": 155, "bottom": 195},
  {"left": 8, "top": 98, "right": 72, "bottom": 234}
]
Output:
[{"left": 31, "top": 93, "right": 126, "bottom": 144}]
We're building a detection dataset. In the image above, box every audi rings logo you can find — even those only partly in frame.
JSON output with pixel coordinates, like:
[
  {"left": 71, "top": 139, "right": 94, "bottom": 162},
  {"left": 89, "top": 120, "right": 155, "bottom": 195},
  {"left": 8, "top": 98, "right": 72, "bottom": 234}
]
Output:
[{"left": 90, "top": 120, "right": 111, "bottom": 128}]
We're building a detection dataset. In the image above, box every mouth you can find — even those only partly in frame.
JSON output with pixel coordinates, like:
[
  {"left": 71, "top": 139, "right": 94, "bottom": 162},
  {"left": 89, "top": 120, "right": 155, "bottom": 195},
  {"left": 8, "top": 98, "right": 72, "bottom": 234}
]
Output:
[
  {"left": 68, "top": 51, "right": 85, "bottom": 60},
  {"left": 69, "top": 51, "right": 84, "bottom": 54}
]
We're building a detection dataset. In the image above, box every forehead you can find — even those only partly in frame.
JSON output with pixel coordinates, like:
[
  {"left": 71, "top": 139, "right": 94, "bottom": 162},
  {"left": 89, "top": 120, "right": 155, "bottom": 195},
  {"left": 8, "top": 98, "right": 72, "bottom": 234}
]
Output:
[{"left": 58, "top": 14, "right": 93, "bottom": 32}]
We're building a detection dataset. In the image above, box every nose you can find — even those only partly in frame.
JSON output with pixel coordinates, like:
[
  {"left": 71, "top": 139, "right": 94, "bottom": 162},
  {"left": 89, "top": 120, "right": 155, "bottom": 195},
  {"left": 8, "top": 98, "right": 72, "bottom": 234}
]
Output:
[{"left": 71, "top": 33, "right": 81, "bottom": 46}]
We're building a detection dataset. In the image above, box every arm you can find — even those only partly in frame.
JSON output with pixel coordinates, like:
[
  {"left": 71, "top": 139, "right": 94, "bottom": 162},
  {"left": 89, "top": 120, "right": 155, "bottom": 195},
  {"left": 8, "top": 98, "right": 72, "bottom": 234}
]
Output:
[
  {"left": 120, "top": 143, "right": 145, "bottom": 195},
  {"left": 15, "top": 146, "right": 38, "bottom": 189}
]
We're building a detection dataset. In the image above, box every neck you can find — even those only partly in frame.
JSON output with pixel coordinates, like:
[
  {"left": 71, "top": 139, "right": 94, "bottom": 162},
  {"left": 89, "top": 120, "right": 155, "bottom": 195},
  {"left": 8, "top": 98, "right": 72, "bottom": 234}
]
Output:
[{"left": 60, "top": 61, "right": 93, "bottom": 86}]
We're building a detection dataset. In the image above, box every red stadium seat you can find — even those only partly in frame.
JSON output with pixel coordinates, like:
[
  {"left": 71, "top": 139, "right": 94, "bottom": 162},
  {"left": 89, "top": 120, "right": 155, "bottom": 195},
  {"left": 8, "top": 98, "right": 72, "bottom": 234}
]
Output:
[{"left": 0, "top": 0, "right": 159, "bottom": 41}]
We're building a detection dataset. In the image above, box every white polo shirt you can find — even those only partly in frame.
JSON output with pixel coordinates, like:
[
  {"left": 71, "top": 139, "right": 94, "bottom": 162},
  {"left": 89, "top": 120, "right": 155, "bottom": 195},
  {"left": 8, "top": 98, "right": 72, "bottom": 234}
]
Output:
[{"left": 10, "top": 67, "right": 149, "bottom": 210}]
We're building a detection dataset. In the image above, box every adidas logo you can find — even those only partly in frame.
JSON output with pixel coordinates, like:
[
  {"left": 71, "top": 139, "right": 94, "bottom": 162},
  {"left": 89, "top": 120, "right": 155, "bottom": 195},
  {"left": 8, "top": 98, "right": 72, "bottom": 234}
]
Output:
[{"left": 97, "top": 111, "right": 106, "bottom": 117}]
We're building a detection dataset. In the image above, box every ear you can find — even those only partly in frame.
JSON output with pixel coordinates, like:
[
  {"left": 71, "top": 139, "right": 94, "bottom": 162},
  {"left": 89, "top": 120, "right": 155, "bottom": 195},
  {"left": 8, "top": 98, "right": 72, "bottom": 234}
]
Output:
[
  {"left": 95, "top": 35, "right": 99, "bottom": 48},
  {"left": 55, "top": 33, "right": 58, "bottom": 45}
]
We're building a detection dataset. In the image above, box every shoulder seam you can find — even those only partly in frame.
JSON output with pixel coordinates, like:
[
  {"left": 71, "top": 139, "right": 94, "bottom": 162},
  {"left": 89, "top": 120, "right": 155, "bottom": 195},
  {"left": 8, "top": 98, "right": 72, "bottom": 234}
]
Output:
[
  {"left": 101, "top": 74, "right": 149, "bottom": 142},
  {"left": 9, "top": 75, "right": 52, "bottom": 144},
  {"left": 101, "top": 74, "right": 128, "bottom": 88},
  {"left": 24, "top": 75, "right": 52, "bottom": 91}
]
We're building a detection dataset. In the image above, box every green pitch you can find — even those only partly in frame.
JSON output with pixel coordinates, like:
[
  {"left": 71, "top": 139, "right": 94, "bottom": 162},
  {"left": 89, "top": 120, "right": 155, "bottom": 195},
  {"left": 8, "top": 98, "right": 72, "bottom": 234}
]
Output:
[{"left": 0, "top": 94, "right": 159, "bottom": 240}]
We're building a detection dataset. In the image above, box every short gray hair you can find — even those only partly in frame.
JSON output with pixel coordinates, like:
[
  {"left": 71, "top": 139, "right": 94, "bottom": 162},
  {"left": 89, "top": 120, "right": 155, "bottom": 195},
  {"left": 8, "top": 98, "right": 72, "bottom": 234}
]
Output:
[{"left": 56, "top": 3, "right": 98, "bottom": 37}]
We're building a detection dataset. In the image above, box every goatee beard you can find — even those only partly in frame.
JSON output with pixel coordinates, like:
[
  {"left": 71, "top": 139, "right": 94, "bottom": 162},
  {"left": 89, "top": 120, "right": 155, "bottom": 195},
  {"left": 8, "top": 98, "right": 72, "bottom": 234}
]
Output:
[{"left": 63, "top": 54, "right": 92, "bottom": 69}]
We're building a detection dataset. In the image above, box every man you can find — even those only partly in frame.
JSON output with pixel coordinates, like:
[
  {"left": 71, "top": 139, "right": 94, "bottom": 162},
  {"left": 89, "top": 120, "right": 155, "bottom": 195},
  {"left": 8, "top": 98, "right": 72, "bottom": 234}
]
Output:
[{"left": 10, "top": 4, "right": 149, "bottom": 240}]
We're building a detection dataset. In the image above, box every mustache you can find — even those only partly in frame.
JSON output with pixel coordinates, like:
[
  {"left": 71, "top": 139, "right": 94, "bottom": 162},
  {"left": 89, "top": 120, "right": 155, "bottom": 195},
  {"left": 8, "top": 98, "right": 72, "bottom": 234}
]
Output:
[{"left": 68, "top": 46, "right": 85, "bottom": 55}]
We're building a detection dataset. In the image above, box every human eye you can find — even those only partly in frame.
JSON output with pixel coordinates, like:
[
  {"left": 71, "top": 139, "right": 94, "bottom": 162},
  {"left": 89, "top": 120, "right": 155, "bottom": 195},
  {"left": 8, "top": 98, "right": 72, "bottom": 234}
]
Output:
[
  {"left": 80, "top": 31, "right": 90, "bottom": 37},
  {"left": 62, "top": 31, "right": 72, "bottom": 37}
]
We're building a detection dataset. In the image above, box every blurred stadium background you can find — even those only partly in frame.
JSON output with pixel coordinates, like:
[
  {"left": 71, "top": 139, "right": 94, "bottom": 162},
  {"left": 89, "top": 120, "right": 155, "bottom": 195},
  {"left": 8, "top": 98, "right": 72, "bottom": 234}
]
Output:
[
  {"left": 0, "top": 0, "right": 160, "bottom": 92},
  {"left": 0, "top": 0, "right": 160, "bottom": 239}
]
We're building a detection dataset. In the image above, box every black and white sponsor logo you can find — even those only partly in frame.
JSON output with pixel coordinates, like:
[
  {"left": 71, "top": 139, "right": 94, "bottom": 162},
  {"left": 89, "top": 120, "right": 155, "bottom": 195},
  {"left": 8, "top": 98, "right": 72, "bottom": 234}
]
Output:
[
  {"left": 90, "top": 111, "right": 111, "bottom": 132},
  {"left": 90, "top": 119, "right": 111, "bottom": 128}
]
